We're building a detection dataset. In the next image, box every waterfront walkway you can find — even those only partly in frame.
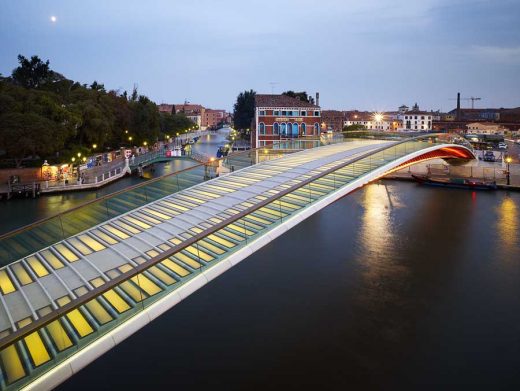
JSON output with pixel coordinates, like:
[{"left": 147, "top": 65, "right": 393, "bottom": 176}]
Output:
[{"left": 0, "top": 135, "right": 475, "bottom": 390}]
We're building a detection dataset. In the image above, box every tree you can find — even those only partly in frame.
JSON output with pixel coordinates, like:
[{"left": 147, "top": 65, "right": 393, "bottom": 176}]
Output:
[
  {"left": 342, "top": 124, "right": 366, "bottom": 132},
  {"left": 11, "top": 55, "right": 52, "bottom": 89},
  {"left": 130, "top": 95, "right": 160, "bottom": 144},
  {"left": 233, "top": 90, "right": 256, "bottom": 130},
  {"left": 282, "top": 90, "right": 314, "bottom": 104}
]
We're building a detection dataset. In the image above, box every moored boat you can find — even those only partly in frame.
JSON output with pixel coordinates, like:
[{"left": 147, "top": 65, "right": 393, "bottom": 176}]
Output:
[{"left": 411, "top": 174, "right": 497, "bottom": 190}]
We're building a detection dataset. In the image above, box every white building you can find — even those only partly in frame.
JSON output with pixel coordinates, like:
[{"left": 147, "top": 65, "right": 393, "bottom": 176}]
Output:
[
  {"left": 343, "top": 113, "right": 397, "bottom": 131},
  {"left": 398, "top": 112, "right": 433, "bottom": 131},
  {"left": 466, "top": 122, "right": 506, "bottom": 135}
]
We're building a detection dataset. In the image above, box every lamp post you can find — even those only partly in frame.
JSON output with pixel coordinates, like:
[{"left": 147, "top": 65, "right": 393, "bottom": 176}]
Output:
[{"left": 505, "top": 156, "right": 512, "bottom": 185}]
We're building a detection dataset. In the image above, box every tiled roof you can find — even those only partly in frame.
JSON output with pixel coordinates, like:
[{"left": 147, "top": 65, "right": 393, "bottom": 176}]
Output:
[{"left": 255, "top": 94, "right": 319, "bottom": 108}]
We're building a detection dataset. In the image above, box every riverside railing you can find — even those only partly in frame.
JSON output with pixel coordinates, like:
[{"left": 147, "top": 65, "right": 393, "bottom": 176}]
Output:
[
  {"left": 0, "top": 142, "right": 310, "bottom": 266},
  {"left": 0, "top": 134, "right": 469, "bottom": 391}
]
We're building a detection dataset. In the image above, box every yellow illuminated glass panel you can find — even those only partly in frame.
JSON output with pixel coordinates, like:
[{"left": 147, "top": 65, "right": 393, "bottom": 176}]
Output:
[
  {"left": 207, "top": 234, "right": 235, "bottom": 248},
  {"left": 169, "top": 237, "right": 183, "bottom": 246},
  {"left": 90, "top": 277, "right": 105, "bottom": 288},
  {"left": 54, "top": 244, "right": 79, "bottom": 262},
  {"left": 17, "top": 318, "right": 32, "bottom": 330},
  {"left": 227, "top": 224, "right": 255, "bottom": 236},
  {"left": 0, "top": 270, "right": 16, "bottom": 295},
  {"left": 24, "top": 331, "right": 51, "bottom": 367},
  {"left": 133, "top": 212, "right": 162, "bottom": 224},
  {"left": 190, "top": 227, "right": 203, "bottom": 234},
  {"left": 56, "top": 296, "right": 71, "bottom": 307},
  {"left": 121, "top": 217, "right": 150, "bottom": 230},
  {"left": 120, "top": 281, "right": 144, "bottom": 302},
  {"left": 218, "top": 229, "right": 245, "bottom": 242},
  {"left": 155, "top": 204, "right": 180, "bottom": 215},
  {"left": 0, "top": 345, "right": 26, "bottom": 384},
  {"left": 11, "top": 263, "right": 32, "bottom": 285},
  {"left": 131, "top": 274, "right": 161, "bottom": 296},
  {"left": 91, "top": 229, "right": 118, "bottom": 245},
  {"left": 173, "top": 253, "right": 201, "bottom": 269},
  {"left": 161, "top": 259, "right": 190, "bottom": 277},
  {"left": 66, "top": 309, "right": 94, "bottom": 337},
  {"left": 147, "top": 266, "right": 176, "bottom": 285},
  {"left": 26, "top": 256, "right": 49, "bottom": 277},
  {"left": 118, "top": 263, "right": 133, "bottom": 273},
  {"left": 85, "top": 299, "right": 113, "bottom": 325},
  {"left": 185, "top": 246, "right": 214, "bottom": 262},
  {"left": 103, "top": 290, "right": 131, "bottom": 313},
  {"left": 113, "top": 220, "right": 141, "bottom": 234},
  {"left": 46, "top": 320, "right": 73, "bottom": 351},
  {"left": 102, "top": 225, "right": 130, "bottom": 239},
  {"left": 142, "top": 208, "right": 172, "bottom": 220},
  {"left": 158, "top": 243, "right": 171, "bottom": 251},
  {"left": 197, "top": 240, "right": 225, "bottom": 255},
  {"left": 67, "top": 238, "right": 92, "bottom": 256},
  {"left": 146, "top": 250, "right": 160, "bottom": 258},
  {"left": 161, "top": 200, "right": 189, "bottom": 211},
  {"left": 78, "top": 234, "right": 106, "bottom": 252},
  {"left": 40, "top": 250, "right": 64, "bottom": 269}
]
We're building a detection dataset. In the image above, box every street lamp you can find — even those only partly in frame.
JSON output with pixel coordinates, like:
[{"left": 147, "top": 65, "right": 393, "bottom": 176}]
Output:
[
  {"left": 128, "top": 136, "right": 133, "bottom": 142},
  {"left": 505, "top": 156, "right": 512, "bottom": 185},
  {"left": 71, "top": 157, "right": 76, "bottom": 162},
  {"left": 143, "top": 141, "right": 148, "bottom": 146},
  {"left": 92, "top": 144, "right": 97, "bottom": 149},
  {"left": 77, "top": 152, "right": 81, "bottom": 158}
]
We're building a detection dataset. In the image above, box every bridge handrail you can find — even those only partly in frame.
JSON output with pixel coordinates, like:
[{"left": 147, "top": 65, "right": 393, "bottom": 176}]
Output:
[
  {"left": 0, "top": 133, "right": 469, "bottom": 352},
  {"left": 0, "top": 140, "right": 313, "bottom": 264}
]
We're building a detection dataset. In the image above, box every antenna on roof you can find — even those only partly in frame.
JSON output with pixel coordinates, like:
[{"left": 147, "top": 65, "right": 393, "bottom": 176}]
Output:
[{"left": 269, "top": 82, "right": 279, "bottom": 94}]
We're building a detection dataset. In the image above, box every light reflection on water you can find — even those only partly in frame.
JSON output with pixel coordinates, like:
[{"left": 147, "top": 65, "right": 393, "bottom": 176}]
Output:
[{"left": 496, "top": 196, "right": 519, "bottom": 257}]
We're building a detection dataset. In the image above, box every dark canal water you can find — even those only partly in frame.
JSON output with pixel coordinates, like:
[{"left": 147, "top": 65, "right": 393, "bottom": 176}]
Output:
[{"left": 56, "top": 181, "right": 520, "bottom": 390}]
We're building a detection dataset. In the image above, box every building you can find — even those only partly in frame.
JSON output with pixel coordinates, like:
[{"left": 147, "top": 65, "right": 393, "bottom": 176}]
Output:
[
  {"left": 252, "top": 94, "right": 321, "bottom": 147},
  {"left": 466, "top": 122, "right": 507, "bottom": 135},
  {"left": 202, "top": 109, "right": 226, "bottom": 129},
  {"left": 158, "top": 104, "right": 174, "bottom": 114},
  {"left": 343, "top": 112, "right": 399, "bottom": 131},
  {"left": 397, "top": 104, "right": 433, "bottom": 131},
  {"left": 447, "top": 108, "right": 501, "bottom": 121},
  {"left": 321, "top": 110, "right": 346, "bottom": 132},
  {"left": 174, "top": 103, "right": 204, "bottom": 128}
]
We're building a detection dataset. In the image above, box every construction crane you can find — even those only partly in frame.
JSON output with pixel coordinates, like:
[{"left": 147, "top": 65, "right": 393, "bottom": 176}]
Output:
[{"left": 449, "top": 96, "right": 482, "bottom": 109}]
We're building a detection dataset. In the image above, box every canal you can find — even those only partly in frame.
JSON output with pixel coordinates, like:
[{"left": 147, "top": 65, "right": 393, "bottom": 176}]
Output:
[
  {"left": 0, "top": 131, "right": 229, "bottom": 235},
  {"left": 55, "top": 181, "right": 520, "bottom": 390}
]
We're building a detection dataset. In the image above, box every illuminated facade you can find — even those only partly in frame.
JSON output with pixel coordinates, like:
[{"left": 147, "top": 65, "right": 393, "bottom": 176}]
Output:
[{"left": 252, "top": 94, "right": 321, "bottom": 147}]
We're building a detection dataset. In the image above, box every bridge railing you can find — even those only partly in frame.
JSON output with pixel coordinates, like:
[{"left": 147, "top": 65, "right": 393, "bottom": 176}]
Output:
[
  {"left": 0, "top": 134, "right": 472, "bottom": 390},
  {"left": 0, "top": 141, "right": 307, "bottom": 266}
]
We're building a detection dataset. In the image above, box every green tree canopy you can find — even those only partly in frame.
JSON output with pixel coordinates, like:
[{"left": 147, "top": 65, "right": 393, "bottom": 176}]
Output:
[
  {"left": 233, "top": 90, "right": 256, "bottom": 130},
  {"left": 282, "top": 91, "right": 314, "bottom": 104}
]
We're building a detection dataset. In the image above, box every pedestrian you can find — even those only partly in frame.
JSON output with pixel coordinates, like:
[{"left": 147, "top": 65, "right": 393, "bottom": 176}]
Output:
[{"left": 131, "top": 154, "right": 135, "bottom": 165}]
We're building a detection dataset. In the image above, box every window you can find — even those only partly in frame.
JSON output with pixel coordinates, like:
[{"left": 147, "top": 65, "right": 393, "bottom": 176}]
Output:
[
  {"left": 314, "top": 123, "right": 320, "bottom": 134},
  {"left": 273, "top": 123, "right": 279, "bottom": 135},
  {"left": 274, "top": 110, "right": 280, "bottom": 116},
  {"left": 281, "top": 123, "right": 287, "bottom": 135},
  {"left": 281, "top": 111, "right": 287, "bottom": 116},
  {"left": 301, "top": 111, "right": 307, "bottom": 116},
  {"left": 301, "top": 123, "right": 306, "bottom": 135},
  {"left": 259, "top": 110, "right": 266, "bottom": 116},
  {"left": 414, "top": 116, "right": 418, "bottom": 120},
  {"left": 314, "top": 111, "right": 320, "bottom": 117},
  {"left": 292, "top": 123, "right": 299, "bottom": 136},
  {"left": 259, "top": 123, "right": 266, "bottom": 135},
  {"left": 421, "top": 116, "right": 425, "bottom": 120}
]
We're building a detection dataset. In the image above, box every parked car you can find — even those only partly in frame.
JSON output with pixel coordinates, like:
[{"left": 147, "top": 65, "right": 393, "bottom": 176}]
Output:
[
  {"left": 498, "top": 142, "right": 507, "bottom": 149},
  {"left": 483, "top": 151, "right": 495, "bottom": 162}
]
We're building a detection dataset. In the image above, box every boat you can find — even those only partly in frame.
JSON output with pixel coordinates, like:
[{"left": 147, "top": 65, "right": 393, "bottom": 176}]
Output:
[{"left": 411, "top": 174, "right": 497, "bottom": 190}]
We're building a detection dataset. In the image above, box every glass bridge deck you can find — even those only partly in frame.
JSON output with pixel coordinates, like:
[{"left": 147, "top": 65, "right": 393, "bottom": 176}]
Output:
[{"left": 0, "top": 136, "right": 455, "bottom": 390}]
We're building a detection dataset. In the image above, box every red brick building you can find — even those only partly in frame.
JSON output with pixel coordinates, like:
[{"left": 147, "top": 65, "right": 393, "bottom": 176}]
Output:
[
  {"left": 252, "top": 94, "right": 321, "bottom": 147},
  {"left": 202, "top": 109, "right": 226, "bottom": 129}
]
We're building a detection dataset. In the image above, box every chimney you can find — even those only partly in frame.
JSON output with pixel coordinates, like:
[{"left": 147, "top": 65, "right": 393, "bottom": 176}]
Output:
[
  {"left": 315, "top": 92, "right": 320, "bottom": 107},
  {"left": 456, "top": 92, "right": 461, "bottom": 121}
]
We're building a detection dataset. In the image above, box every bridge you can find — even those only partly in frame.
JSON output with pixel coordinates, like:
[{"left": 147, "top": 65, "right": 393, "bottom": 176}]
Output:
[{"left": 0, "top": 134, "right": 475, "bottom": 390}]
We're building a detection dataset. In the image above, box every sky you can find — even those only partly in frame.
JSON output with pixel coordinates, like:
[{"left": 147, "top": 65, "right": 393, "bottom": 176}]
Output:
[{"left": 1, "top": 0, "right": 519, "bottom": 112}]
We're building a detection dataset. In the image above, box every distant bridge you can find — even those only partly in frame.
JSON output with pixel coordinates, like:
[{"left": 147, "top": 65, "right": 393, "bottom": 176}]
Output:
[{"left": 0, "top": 134, "right": 475, "bottom": 390}]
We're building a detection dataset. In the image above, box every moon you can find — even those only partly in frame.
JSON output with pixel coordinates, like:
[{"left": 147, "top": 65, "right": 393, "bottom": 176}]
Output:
[{"left": 50, "top": 16, "right": 57, "bottom": 23}]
